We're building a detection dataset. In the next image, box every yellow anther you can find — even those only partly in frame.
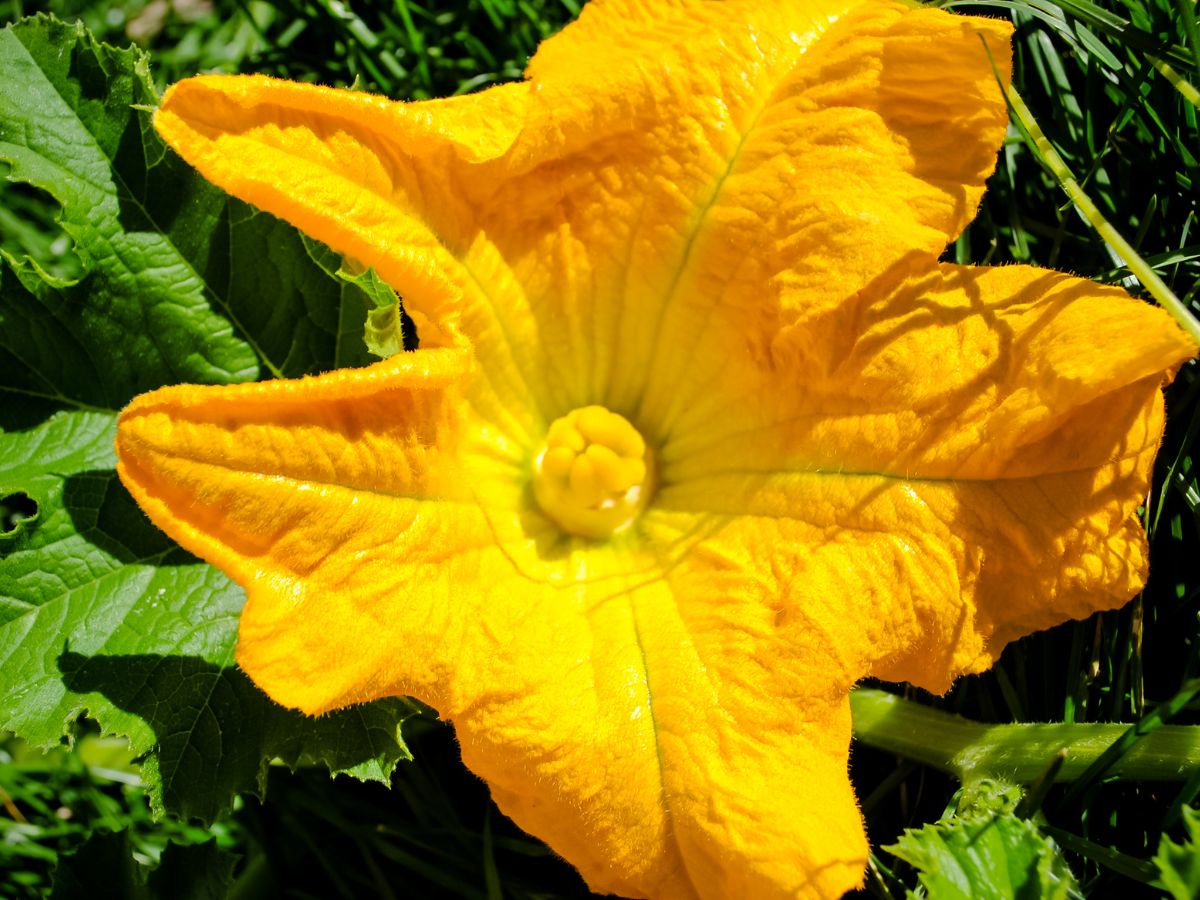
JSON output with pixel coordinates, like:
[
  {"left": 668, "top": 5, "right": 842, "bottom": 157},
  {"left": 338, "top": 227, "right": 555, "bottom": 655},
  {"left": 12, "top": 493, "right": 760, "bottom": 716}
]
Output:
[
  {"left": 547, "top": 417, "right": 586, "bottom": 452},
  {"left": 533, "top": 406, "right": 654, "bottom": 540},
  {"left": 582, "top": 444, "right": 624, "bottom": 492},
  {"left": 575, "top": 406, "right": 615, "bottom": 441},
  {"left": 542, "top": 446, "right": 576, "bottom": 480},
  {"left": 610, "top": 428, "right": 645, "bottom": 459},
  {"left": 568, "top": 455, "right": 605, "bottom": 507},
  {"left": 625, "top": 457, "right": 647, "bottom": 485}
]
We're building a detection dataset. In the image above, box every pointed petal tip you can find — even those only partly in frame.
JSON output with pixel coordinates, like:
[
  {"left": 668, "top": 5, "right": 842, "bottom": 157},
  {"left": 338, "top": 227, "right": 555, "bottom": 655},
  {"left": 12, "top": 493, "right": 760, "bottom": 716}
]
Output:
[
  {"left": 233, "top": 607, "right": 339, "bottom": 717},
  {"left": 1165, "top": 316, "right": 1200, "bottom": 373}
]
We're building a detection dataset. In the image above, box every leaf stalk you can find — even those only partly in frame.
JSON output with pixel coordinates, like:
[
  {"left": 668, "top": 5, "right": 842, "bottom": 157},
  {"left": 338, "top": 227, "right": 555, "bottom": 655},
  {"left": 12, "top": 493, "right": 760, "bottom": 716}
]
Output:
[
  {"left": 1003, "top": 86, "right": 1200, "bottom": 347},
  {"left": 850, "top": 687, "right": 1200, "bottom": 783}
]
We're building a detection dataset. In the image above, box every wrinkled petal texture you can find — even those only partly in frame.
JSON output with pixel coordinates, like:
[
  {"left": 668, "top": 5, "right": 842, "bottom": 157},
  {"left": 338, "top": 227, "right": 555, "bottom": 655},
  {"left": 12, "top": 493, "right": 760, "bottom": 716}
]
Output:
[{"left": 118, "top": 0, "right": 1198, "bottom": 898}]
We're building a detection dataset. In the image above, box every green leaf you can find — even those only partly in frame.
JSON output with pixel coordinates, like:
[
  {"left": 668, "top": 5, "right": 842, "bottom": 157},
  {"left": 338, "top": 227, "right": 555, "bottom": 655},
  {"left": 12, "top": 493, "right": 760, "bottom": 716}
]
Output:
[
  {"left": 0, "top": 15, "right": 376, "bottom": 385},
  {"left": 301, "top": 235, "right": 418, "bottom": 359},
  {"left": 1071, "top": 21, "right": 1123, "bottom": 72},
  {"left": 50, "top": 831, "right": 236, "bottom": 900},
  {"left": 1154, "top": 806, "right": 1200, "bottom": 900},
  {"left": 211, "top": 198, "right": 377, "bottom": 376},
  {"left": 299, "top": 235, "right": 382, "bottom": 367},
  {"left": 0, "top": 366, "right": 414, "bottom": 821},
  {"left": 955, "top": 778, "right": 1024, "bottom": 818},
  {"left": 887, "top": 811, "right": 1081, "bottom": 900},
  {"left": 0, "top": 15, "right": 413, "bottom": 824},
  {"left": 362, "top": 274, "right": 417, "bottom": 359},
  {"left": 0, "top": 16, "right": 258, "bottom": 390}
]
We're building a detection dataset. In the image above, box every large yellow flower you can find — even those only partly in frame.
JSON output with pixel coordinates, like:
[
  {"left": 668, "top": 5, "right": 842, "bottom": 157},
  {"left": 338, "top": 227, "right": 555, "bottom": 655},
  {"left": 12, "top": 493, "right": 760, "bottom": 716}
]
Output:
[{"left": 116, "top": 0, "right": 1196, "bottom": 896}]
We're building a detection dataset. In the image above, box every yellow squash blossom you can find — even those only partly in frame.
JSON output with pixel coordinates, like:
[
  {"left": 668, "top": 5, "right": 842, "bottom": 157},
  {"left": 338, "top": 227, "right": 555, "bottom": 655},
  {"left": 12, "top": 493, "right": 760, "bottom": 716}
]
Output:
[{"left": 116, "top": 0, "right": 1197, "bottom": 896}]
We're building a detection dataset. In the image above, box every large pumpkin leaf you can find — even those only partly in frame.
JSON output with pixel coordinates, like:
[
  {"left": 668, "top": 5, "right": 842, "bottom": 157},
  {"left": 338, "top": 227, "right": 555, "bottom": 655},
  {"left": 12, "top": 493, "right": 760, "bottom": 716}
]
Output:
[{"left": 0, "top": 15, "right": 405, "bottom": 824}]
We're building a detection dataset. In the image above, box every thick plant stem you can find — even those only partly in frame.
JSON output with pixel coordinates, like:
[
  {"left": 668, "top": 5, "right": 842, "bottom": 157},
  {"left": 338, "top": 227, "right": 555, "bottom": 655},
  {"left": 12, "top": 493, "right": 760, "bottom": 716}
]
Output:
[
  {"left": 850, "top": 688, "right": 1200, "bottom": 783},
  {"left": 1004, "top": 86, "right": 1200, "bottom": 347}
]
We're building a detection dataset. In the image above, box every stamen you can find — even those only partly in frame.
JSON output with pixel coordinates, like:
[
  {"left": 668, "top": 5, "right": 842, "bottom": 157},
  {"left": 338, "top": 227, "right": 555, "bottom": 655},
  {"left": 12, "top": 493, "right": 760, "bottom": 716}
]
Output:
[{"left": 533, "top": 406, "right": 654, "bottom": 539}]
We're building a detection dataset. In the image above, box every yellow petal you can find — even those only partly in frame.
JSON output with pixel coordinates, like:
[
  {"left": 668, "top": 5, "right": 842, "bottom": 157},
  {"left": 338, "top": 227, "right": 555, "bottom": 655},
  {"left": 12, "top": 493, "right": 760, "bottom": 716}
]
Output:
[
  {"left": 154, "top": 76, "right": 525, "bottom": 326},
  {"left": 117, "top": 342, "right": 513, "bottom": 712},
  {"left": 117, "top": 357, "right": 868, "bottom": 899},
  {"left": 495, "top": 0, "right": 1014, "bottom": 424},
  {"left": 456, "top": 569, "right": 869, "bottom": 899},
  {"left": 153, "top": 0, "right": 1011, "bottom": 432},
  {"left": 659, "top": 262, "right": 1196, "bottom": 692},
  {"left": 154, "top": 74, "right": 543, "bottom": 437},
  {"left": 130, "top": 1, "right": 1200, "bottom": 899}
]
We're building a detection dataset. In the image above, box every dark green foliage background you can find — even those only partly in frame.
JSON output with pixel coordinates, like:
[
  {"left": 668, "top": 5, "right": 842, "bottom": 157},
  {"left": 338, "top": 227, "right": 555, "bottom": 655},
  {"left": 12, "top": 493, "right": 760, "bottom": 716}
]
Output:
[{"left": 0, "top": 0, "right": 1198, "bottom": 897}]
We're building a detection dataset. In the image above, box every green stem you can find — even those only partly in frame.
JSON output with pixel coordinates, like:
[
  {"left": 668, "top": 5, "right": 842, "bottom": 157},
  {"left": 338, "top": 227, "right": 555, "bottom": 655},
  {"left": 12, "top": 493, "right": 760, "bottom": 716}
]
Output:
[
  {"left": 850, "top": 688, "right": 1200, "bottom": 783},
  {"left": 1148, "top": 54, "right": 1200, "bottom": 110},
  {"left": 1176, "top": 0, "right": 1200, "bottom": 82},
  {"left": 1003, "top": 86, "right": 1200, "bottom": 347}
]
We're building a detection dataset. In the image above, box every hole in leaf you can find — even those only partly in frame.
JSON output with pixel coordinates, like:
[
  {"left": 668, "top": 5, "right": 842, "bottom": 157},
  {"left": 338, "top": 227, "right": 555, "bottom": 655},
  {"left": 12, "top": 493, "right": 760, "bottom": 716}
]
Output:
[
  {"left": 1, "top": 492, "right": 39, "bottom": 534},
  {"left": 0, "top": 176, "right": 84, "bottom": 282}
]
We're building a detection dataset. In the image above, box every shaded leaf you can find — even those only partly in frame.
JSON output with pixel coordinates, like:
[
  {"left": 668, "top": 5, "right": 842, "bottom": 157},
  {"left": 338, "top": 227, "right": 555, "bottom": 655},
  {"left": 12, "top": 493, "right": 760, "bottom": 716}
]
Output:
[{"left": 50, "top": 831, "right": 235, "bottom": 900}]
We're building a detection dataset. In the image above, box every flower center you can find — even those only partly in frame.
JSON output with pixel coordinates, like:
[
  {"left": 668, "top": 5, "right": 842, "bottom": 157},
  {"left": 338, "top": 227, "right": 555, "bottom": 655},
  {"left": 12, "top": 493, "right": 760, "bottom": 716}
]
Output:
[{"left": 533, "top": 406, "right": 654, "bottom": 540}]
